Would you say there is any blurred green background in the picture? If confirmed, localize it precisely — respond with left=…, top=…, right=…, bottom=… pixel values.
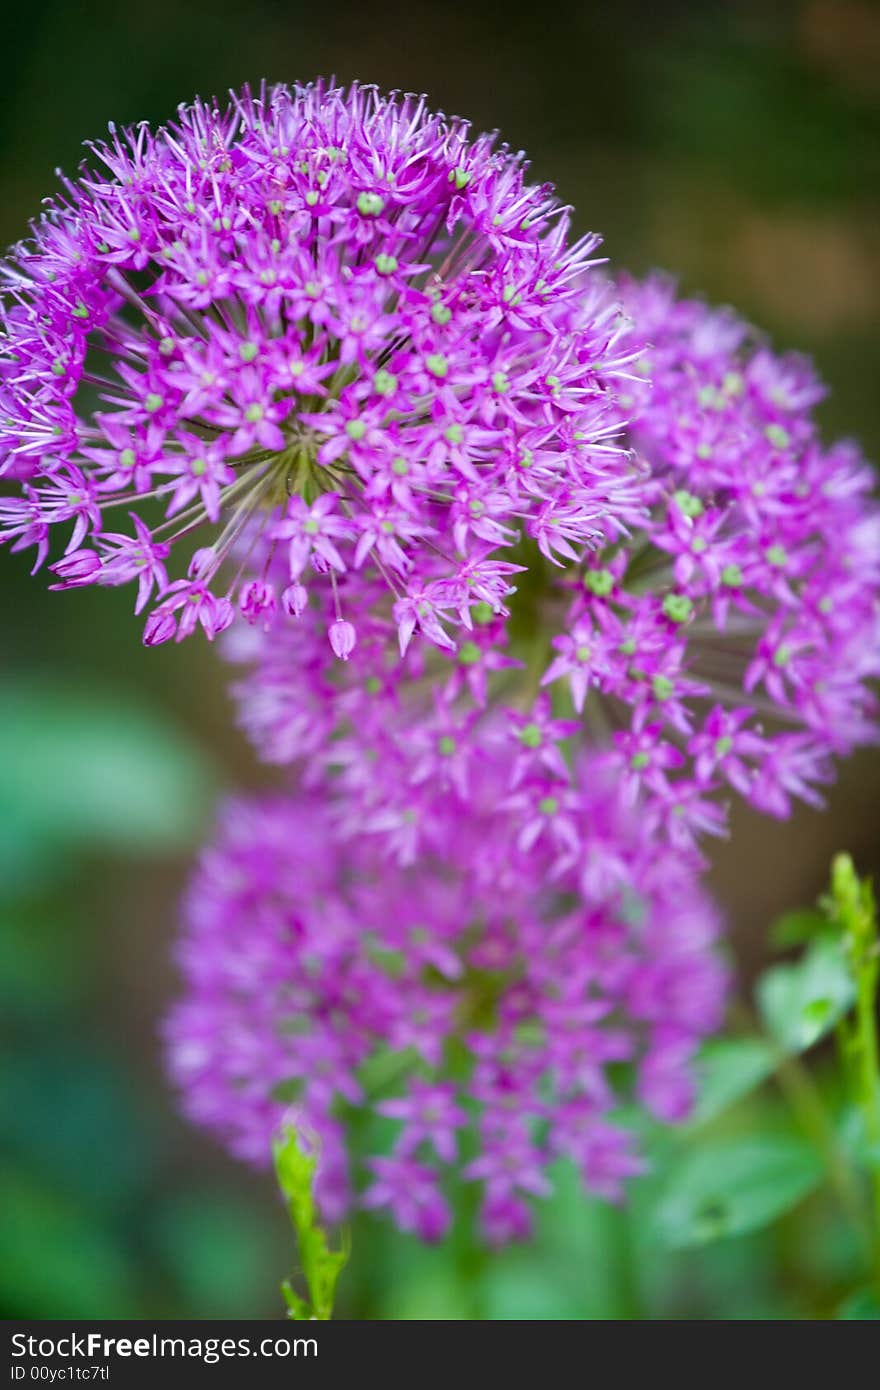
left=1, top=0, right=878, bottom=1319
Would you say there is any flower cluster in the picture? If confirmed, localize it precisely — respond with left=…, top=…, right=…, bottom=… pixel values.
left=544, top=275, right=880, bottom=821
left=165, top=738, right=724, bottom=1244
left=0, top=80, right=641, bottom=658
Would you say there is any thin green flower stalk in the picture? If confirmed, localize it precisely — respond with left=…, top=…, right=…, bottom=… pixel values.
left=273, top=1123, right=349, bottom=1320
left=829, top=854, right=880, bottom=1290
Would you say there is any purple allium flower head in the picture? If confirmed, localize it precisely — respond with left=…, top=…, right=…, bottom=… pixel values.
left=165, top=740, right=725, bottom=1245
left=542, top=275, right=880, bottom=821
left=0, top=80, right=641, bottom=657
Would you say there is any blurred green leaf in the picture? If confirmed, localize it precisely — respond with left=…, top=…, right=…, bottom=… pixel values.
left=655, top=1136, right=823, bottom=1248
left=688, top=1037, right=776, bottom=1127
left=0, top=680, right=216, bottom=855
left=378, top=1267, right=472, bottom=1320
left=528, top=1163, right=643, bottom=1318
left=0, top=820, right=57, bottom=897
left=769, top=910, right=828, bottom=950
left=757, top=938, right=855, bottom=1054
left=484, top=1255, right=586, bottom=1320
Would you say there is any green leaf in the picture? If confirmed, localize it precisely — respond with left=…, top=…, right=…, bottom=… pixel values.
left=485, top=1255, right=588, bottom=1320
left=281, top=1282, right=313, bottom=1319
left=687, top=1037, right=776, bottom=1127
left=0, top=680, right=216, bottom=856
left=654, top=1136, right=823, bottom=1247
left=769, top=909, right=827, bottom=950
left=756, top=937, right=855, bottom=1054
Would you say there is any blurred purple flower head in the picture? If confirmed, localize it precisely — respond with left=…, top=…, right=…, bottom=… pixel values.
left=165, top=738, right=725, bottom=1245
left=0, top=80, right=641, bottom=656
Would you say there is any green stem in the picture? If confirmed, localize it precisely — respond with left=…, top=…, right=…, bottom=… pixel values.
left=730, top=1000, right=870, bottom=1256
left=832, top=855, right=880, bottom=1292
left=274, top=1124, right=349, bottom=1320
left=774, top=1046, right=871, bottom=1250
left=855, top=963, right=880, bottom=1293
